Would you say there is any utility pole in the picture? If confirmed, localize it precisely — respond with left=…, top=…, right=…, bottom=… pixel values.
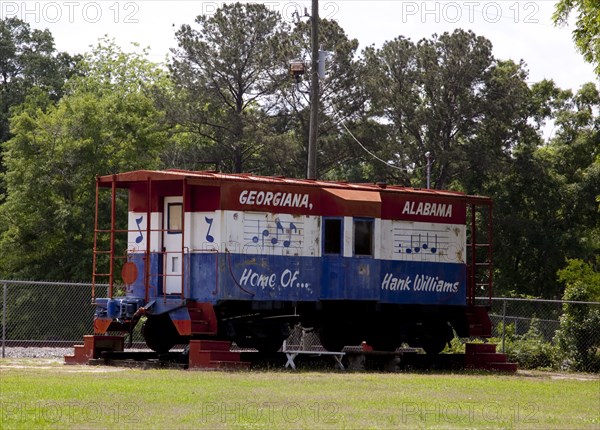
left=306, top=0, right=319, bottom=180
left=425, top=151, right=432, bottom=189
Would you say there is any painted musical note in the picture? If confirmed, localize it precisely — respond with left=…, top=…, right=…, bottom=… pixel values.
left=406, top=236, right=412, bottom=254
left=421, top=233, right=438, bottom=254
left=272, top=219, right=284, bottom=245
left=413, top=234, right=421, bottom=253
left=205, top=217, right=215, bottom=243
left=252, top=220, right=261, bottom=243
left=261, top=228, right=270, bottom=246
left=135, top=216, right=144, bottom=244
left=283, top=223, right=297, bottom=248
left=251, top=220, right=271, bottom=246
left=248, top=218, right=304, bottom=248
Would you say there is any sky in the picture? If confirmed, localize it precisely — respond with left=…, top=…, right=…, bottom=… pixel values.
left=4, top=0, right=598, bottom=91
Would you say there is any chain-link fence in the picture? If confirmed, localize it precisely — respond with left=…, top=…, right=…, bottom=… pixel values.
left=1, top=280, right=599, bottom=372
left=0, top=280, right=147, bottom=359
left=0, top=280, right=107, bottom=348
left=475, top=297, right=600, bottom=372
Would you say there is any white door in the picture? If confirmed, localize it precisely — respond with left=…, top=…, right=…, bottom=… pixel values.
left=163, top=196, right=183, bottom=294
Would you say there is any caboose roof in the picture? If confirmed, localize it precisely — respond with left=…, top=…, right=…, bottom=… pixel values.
left=96, top=169, right=491, bottom=202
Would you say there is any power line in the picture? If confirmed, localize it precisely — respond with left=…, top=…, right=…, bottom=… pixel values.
left=329, top=107, right=420, bottom=173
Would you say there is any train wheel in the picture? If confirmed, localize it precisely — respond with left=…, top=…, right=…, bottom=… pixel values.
left=318, top=326, right=349, bottom=352
left=142, top=315, right=179, bottom=353
left=421, top=336, right=448, bottom=355
left=421, top=321, right=454, bottom=355
left=252, top=322, right=290, bottom=353
left=370, top=337, right=399, bottom=352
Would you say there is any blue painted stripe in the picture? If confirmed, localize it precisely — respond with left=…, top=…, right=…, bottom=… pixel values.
left=125, top=252, right=467, bottom=306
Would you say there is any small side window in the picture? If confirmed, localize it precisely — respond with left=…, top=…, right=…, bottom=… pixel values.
left=323, top=218, right=342, bottom=255
left=353, top=219, right=374, bottom=256
left=167, top=203, right=182, bottom=233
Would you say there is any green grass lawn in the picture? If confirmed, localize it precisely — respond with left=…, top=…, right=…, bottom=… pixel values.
left=0, top=359, right=598, bottom=429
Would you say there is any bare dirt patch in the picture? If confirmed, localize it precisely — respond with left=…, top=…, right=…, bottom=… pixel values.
left=0, top=358, right=126, bottom=372
left=517, top=369, right=599, bottom=381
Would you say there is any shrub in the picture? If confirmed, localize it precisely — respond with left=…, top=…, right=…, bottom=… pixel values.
left=504, top=319, right=559, bottom=370
left=554, top=281, right=600, bottom=372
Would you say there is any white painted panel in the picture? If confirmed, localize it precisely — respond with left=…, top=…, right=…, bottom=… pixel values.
left=303, top=215, right=320, bottom=257
left=127, top=212, right=146, bottom=252
left=343, top=216, right=353, bottom=258
left=220, top=210, right=320, bottom=257
left=190, top=211, right=220, bottom=251
left=391, top=220, right=466, bottom=264
left=380, top=219, right=395, bottom=260
left=373, top=218, right=382, bottom=259
left=127, top=212, right=162, bottom=253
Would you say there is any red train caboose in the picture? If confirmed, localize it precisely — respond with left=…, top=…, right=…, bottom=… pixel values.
left=92, top=170, right=493, bottom=353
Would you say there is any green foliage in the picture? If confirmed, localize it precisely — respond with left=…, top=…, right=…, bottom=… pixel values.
left=554, top=0, right=600, bottom=74
left=502, top=320, right=559, bottom=370
left=0, top=17, right=80, bottom=206
left=490, top=144, right=570, bottom=297
left=441, top=336, right=468, bottom=354
left=490, top=81, right=600, bottom=298
left=555, top=261, right=600, bottom=372
left=0, top=40, right=169, bottom=279
left=272, top=18, right=366, bottom=179
left=0, top=17, right=79, bottom=143
left=558, top=258, right=600, bottom=302
left=168, top=2, right=291, bottom=173
left=362, top=29, right=532, bottom=189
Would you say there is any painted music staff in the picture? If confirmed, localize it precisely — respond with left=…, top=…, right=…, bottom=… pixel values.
left=248, top=218, right=300, bottom=249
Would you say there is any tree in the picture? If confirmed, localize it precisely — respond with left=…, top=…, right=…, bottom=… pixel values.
left=0, top=40, right=170, bottom=279
left=555, top=259, right=600, bottom=371
left=489, top=141, right=568, bottom=297
left=263, top=18, right=368, bottom=178
left=0, top=17, right=79, bottom=140
left=545, top=82, right=600, bottom=267
left=554, top=1, right=600, bottom=74
left=490, top=81, right=600, bottom=298
left=168, top=3, right=291, bottom=173
left=0, top=17, right=79, bottom=201
left=363, top=29, right=498, bottom=188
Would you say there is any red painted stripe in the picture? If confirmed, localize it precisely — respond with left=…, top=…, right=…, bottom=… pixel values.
left=121, top=171, right=474, bottom=222
left=222, top=182, right=321, bottom=216
left=381, top=193, right=466, bottom=224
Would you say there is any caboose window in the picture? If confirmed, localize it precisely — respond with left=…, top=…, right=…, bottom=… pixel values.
left=167, top=203, right=182, bottom=233
left=323, top=218, right=342, bottom=255
left=353, top=219, right=374, bottom=256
